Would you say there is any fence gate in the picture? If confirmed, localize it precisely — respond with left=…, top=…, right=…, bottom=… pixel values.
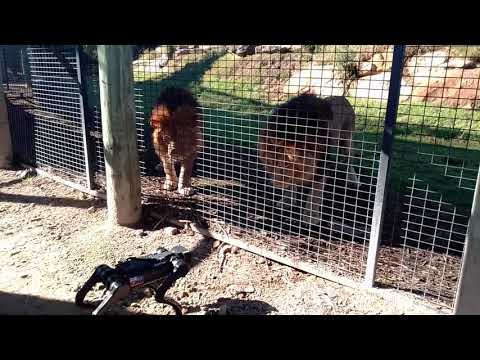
left=26, top=45, right=93, bottom=189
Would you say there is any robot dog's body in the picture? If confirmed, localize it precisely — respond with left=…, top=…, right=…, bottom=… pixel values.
left=75, top=246, right=191, bottom=315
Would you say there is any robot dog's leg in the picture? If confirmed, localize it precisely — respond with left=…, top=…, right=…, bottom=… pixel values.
left=152, top=264, right=189, bottom=315
left=92, top=282, right=130, bottom=315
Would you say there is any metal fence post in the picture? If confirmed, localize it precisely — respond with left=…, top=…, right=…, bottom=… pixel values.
left=364, top=45, right=406, bottom=287
left=1, top=47, right=8, bottom=91
left=454, top=165, right=480, bottom=314
left=76, top=45, right=96, bottom=190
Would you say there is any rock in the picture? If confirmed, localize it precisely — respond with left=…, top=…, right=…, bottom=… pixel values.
left=372, top=53, right=386, bottom=71
left=370, top=48, right=395, bottom=73
left=411, top=67, right=480, bottom=108
left=284, top=64, right=345, bottom=97
left=446, top=57, right=477, bottom=69
left=175, top=48, right=192, bottom=55
left=188, top=310, right=207, bottom=315
left=326, top=289, right=338, bottom=299
left=243, top=286, right=255, bottom=294
left=235, top=45, right=256, bottom=57
left=196, top=45, right=223, bottom=52
left=87, top=206, right=95, bottom=213
left=225, top=45, right=237, bottom=53
left=20, top=274, right=29, bottom=279
left=419, top=50, right=450, bottom=67
left=212, top=240, right=221, bottom=249
left=133, top=54, right=169, bottom=72
left=256, top=257, right=266, bottom=264
left=404, top=50, right=449, bottom=78
left=358, top=61, right=378, bottom=77
left=17, top=168, right=36, bottom=180
left=350, top=71, right=413, bottom=102
left=254, top=45, right=293, bottom=54
left=357, top=45, right=380, bottom=62
left=164, top=227, right=178, bottom=236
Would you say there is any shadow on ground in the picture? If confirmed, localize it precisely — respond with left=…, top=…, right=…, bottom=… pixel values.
left=0, top=291, right=132, bottom=315
left=185, top=298, right=278, bottom=315
left=0, top=191, right=105, bottom=210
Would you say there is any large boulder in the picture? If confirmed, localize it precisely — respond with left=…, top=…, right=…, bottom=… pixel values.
left=283, top=64, right=345, bottom=97
left=175, top=45, right=198, bottom=55
left=133, top=53, right=169, bottom=73
left=357, top=45, right=391, bottom=62
left=411, top=67, right=480, bottom=109
left=234, top=45, right=256, bottom=57
left=446, top=57, right=478, bottom=69
left=371, top=49, right=394, bottom=72
left=358, top=61, right=379, bottom=77
left=254, top=45, right=297, bottom=54
left=404, top=50, right=450, bottom=78
left=349, top=71, right=413, bottom=102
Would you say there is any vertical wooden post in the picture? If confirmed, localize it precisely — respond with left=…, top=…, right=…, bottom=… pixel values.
left=0, top=68, right=13, bottom=169
left=97, top=45, right=141, bottom=226
left=454, top=165, right=480, bottom=314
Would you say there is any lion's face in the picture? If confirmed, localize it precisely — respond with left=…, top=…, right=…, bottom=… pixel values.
left=259, top=132, right=326, bottom=189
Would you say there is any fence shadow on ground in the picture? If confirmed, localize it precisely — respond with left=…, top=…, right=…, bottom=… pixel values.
left=0, top=192, right=105, bottom=210
left=0, top=290, right=134, bottom=315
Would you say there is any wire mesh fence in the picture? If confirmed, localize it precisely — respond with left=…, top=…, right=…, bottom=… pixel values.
left=132, top=45, right=394, bottom=282
left=376, top=46, right=480, bottom=307
left=24, top=45, right=92, bottom=187
left=130, top=45, right=479, bottom=307
left=3, top=44, right=479, bottom=311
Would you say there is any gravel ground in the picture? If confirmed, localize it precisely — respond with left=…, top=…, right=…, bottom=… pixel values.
left=0, top=169, right=447, bottom=315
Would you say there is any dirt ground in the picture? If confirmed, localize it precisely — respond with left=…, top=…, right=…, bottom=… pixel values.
left=0, top=168, right=448, bottom=315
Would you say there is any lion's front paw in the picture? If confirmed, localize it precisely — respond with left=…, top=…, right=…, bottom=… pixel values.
left=178, top=186, right=194, bottom=196
left=163, top=179, right=178, bottom=191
